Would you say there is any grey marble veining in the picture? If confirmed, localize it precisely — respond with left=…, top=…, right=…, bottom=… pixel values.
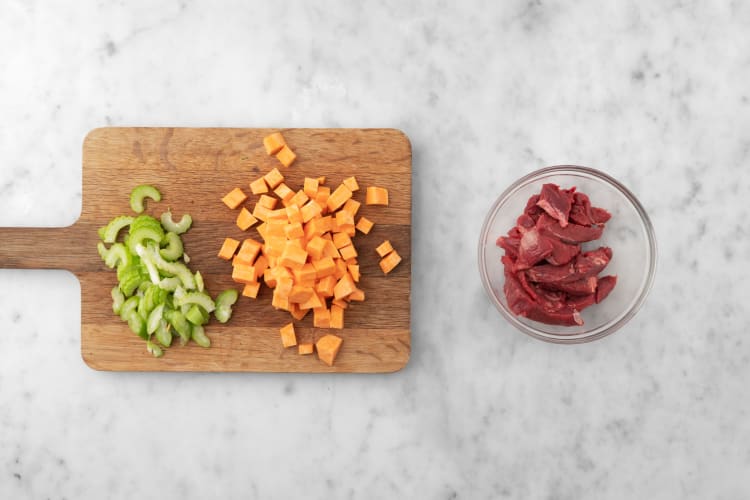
left=2, top=0, right=750, bottom=498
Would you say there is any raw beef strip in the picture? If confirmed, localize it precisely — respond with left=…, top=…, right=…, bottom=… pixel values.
left=540, top=276, right=598, bottom=295
left=496, top=235, right=521, bottom=260
left=569, top=192, right=595, bottom=226
left=525, top=262, right=576, bottom=284
left=516, top=214, right=536, bottom=232
left=541, top=221, right=604, bottom=244
left=536, top=183, right=573, bottom=227
left=524, top=194, right=543, bottom=222
left=516, top=228, right=554, bottom=269
left=574, top=247, right=612, bottom=277
left=545, top=237, right=580, bottom=266
left=567, top=293, right=596, bottom=311
left=595, top=275, right=617, bottom=303
left=591, top=207, right=612, bottom=224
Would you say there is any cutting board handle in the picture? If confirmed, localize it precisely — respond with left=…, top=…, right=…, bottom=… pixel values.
left=0, top=224, right=87, bottom=271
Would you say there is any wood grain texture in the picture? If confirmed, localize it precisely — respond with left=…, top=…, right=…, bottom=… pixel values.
left=0, top=128, right=411, bottom=372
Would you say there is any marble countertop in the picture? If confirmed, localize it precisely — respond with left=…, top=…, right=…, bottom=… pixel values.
left=2, top=1, right=749, bottom=498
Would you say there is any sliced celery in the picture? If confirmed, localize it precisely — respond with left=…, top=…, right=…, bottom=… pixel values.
left=175, top=291, right=216, bottom=313
left=159, top=232, right=184, bottom=261
left=111, top=287, right=125, bottom=314
left=146, top=340, right=163, bottom=357
left=158, top=276, right=181, bottom=291
left=191, top=325, right=210, bottom=348
left=185, top=305, right=208, bottom=326
left=99, top=216, right=134, bottom=243
left=155, top=320, right=172, bottom=347
left=119, top=296, right=139, bottom=321
left=214, top=289, right=239, bottom=324
left=160, top=210, right=192, bottom=234
left=165, top=310, right=191, bottom=345
left=195, top=271, right=204, bottom=293
left=130, top=184, right=161, bottom=214
left=128, top=313, right=147, bottom=339
left=147, top=304, right=165, bottom=334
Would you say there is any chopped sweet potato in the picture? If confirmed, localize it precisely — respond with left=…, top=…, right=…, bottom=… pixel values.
left=242, top=282, right=261, bottom=298
left=222, top=188, right=247, bottom=209
left=236, top=208, right=258, bottom=231
left=218, top=238, right=240, bottom=260
left=356, top=217, right=374, bottom=234
left=298, top=343, right=314, bottom=355
left=250, top=177, right=269, bottom=195
left=375, top=240, right=394, bottom=257
left=365, top=186, right=389, bottom=206
left=276, top=145, right=296, bottom=167
left=379, top=250, right=402, bottom=274
left=279, top=322, right=297, bottom=347
left=316, top=334, right=343, bottom=366
left=264, top=168, right=284, bottom=189
left=264, top=132, right=287, bottom=155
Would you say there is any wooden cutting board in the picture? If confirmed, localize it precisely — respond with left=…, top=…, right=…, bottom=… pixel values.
left=0, top=127, right=411, bottom=372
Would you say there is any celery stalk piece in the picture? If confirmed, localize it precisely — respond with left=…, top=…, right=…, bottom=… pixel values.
left=130, top=185, right=161, bottom=214
left=99, top=216, right=134, bottom=243
left=146, top=340, right=163, bottom=357
left=111, top=287, right=125, bottom=314
left=214, top=289, right=239, bottom=324
left=159, top=232, right=184, bottom=261
left=195, top=271, right=205, bottom=293
left=155, top=320, right=172, bottom=347
left=191, top=325, right=210, bottom=348
left=160, top=210, right=192, bottom=235
left=147, top=304, right=165, bottom=335
left=175, top=291, right=216, bottom=313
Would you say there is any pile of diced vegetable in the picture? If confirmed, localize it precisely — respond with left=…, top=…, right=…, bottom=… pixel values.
left=97, top=185, right=237, bottom=357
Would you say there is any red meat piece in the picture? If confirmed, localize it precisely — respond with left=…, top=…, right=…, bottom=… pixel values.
left=516, top=214, right=536, bottom=232
left=569, top=192, right=595, bottom=226
left=536, top=183, right=573, bottom=227
left=575, top=247, right=612, bottom=277
left=541, top=221, right=604, bottom=244
left=524, top=194, right=543, bottom=222
left=595, top=275, right=617, bottom=303
left=591, top=207, right=612, bottom=224
left=545, top=237, right=580, bottom=266
left=540, top=276, right=598, bottom=295
left=496, top=235, right=521, bottom=260
left=516, top=228, right=554, bottom=270
left=567, top=293, right=596, bottom=311
left=525, top=262, right=576, bottom=283
left=503, top=269, right=582, bottom=326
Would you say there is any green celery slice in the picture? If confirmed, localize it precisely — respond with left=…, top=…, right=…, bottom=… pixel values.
left=111, top=287, right=125, bottom=314
left=175, top=291, right=216, bottom=313
left=155, top=320, right=172, bottom=347
left=119, top=296, right=140, bottom=321
left=130, top=185, right=161, bottom=214
left=185, top=305, right=208, bottom=326
left=160, top=211, right=192, bottom=234
left=165, top=310, right=191, bottom=345
left=146, top=340, right=163, bottom=357
left=195, top=271, right=205, bottom=293
left=191, top=325, right=210, bottom=348
left=128, top=313, right=147, bottom=339
left=99, top=215, right=134, bottom=243
left=147, top=304, right=165, bottom=334
left=159, top=232, right=184, bottom=261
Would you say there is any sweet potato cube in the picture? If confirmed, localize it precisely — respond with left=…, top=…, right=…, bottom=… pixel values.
left=218, top=238, right=240, bottom=260
left=315, top=186, right=331, bottom=212
left=316, top=215, right=334, bottom=234
left=332, top=232, right=352, bottom=249
left=316, top=334, right=343, bottom=367
left=232, top=265, right=256, bottom=284
left=236, top=238, right=262, bottom=265
left=285, top=204, right=303, bottom=224
left=262, top=236, right=286, bottom=257
left=274, top=182, right=294, bottom=203
left=263, top=268, right=277, bottom=288
left=279, top=243, right=308, bottom=269
left=275, top=145, right=296, bottom=167
left=347, top=264, right=360, bottom=282
left=288, top=285, right=314, bottom=304
left=356, top=217, right=374, bottom=234
left=242, top=281, right=261, bottom=299
left=303, top=177, right=319, bottom=198
left=252, top=203, right=272, bottom=222
left=283, top=222, right=304, bottom=239
left=343, top=176, right=359, bottom=192
left=298, top=342, right=314, bottom=355
left=330, top=304, right=344, bottom=329
left=263, top=132, right=286, bottom=155
left=222, top=188, right=247, bottom=209
left=294, top=263, right=317, bottom=286
left=342, top=199, right=361, bottom=217
left=323, top=240, right=341, bottom=260
left=306, top=236, right=327, bottom=260
left=327, top=184, right=353, bottom=212
left=253, top=255, right=269, bottom=280
left=299, top=290, right=324, bottom=310
left=317, top=176, right=326, bottom=185
left=366, top=186, right=389, bottom=206
left=236, top=207, right=258, bottom=231
left=264, top=168, right=284, bottom=189
left=312, top=256, right=336, bottom=278
left=258, top=194, right=278, bottom=210
left=332, top=298, right=348, bottom=309
left=276, top=276, right=294, bottom=298
left=334, top=273, right=357, bottom=300
left=279, top=322, right=297, bottom=347
left=250, top=177, right=268, bottom=195
left=288, top=190, right=309, bottom=209
left=375, top=240, right=394, bottom=257
left=316, top=274, right=337, bottom=297
left=348, top=288, right=365, bottom=301
left=379, top=250, right=402, bottom=274
left=267, top=208, right=288, bottom=221
left=338, top=244, right=358, bottom=261
left=313, top=307, right=331, bottom=328
left=272, top=290, right=290, bottom=311
left=256, top=222, right=268, bottom=240
left=266, top=220, right=287, bottom=238
left=334, top=258, right=348, bottom=279
left=290, top=303, right=310, bottom=321
left=301, top=200, right=323, bottom=223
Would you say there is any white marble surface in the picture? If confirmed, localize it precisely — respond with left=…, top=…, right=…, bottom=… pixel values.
left=2, top=1, right=750, bottom=498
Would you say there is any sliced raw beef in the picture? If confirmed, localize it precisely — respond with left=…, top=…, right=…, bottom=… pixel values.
left=515, top=228, right=554, bottom=269
left=595, top=275, right=617, bottom=303
left=540, top=276, right=598, bottom=295
left=536, top=183, right=573, bottom=227
left=541, top=221, right=604, bottom=244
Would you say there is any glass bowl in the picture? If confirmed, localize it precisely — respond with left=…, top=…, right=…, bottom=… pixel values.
left=478, top=165, right=657, bottom=343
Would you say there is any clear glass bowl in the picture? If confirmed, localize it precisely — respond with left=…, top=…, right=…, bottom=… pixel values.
left=478, top=166, right=657, bottom=343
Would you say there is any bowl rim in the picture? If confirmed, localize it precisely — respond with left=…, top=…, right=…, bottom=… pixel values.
left=477, top=165, right=658, bottom=344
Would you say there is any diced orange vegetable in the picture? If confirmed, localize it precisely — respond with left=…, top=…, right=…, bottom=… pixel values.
left=380, top=250, right=402, bottom=274
left=263, top=236, right=286, bottom=257
left=347, top=264, right=360, bottom=282
left=222, top=188, right=247, bottom=209
left=327, top=184, right=353, bottom=212
left=317, top=176, right=326, bottom=185
left=279, top=322, right=297, bottom=347
left=348, top=288, right=365, bottom=301
left=332, top=232, right=352, bottom=249
left=288, top=285, right=314, bottom=304
left=290, top=303, right=310, bottom=321
left=332, top=298, right=348, bottom=309
left=258, top=194, right=278, bottom=210
left=323, top=240, right=341, bottom=260
left=253, top=255, right=269, bottom=280
left=313, top=307, right=331, bottom=328
left=330, top=304, right=344, bottom=329
left=298, top=343, right=314, bottom=355
left=267, top=208, right=288, bottom=221
left=263, top=268, right=277, bottom=287
left=279, top=243, right=308, bottom=269
left=242, top=282, right=261, bottom=298
left=375, top=240, right=394, bottom=257
left=276, top=276, right=293, bottom=298
left=236, top=207, right=258, bottom=231
left=338, top=244, right=357, bottom=261
left=333, top=273, right=356, bottom=300
left=276, top=145, right=296, bottom=167
left=252, top=203, right=272, bottom=222
left=316, top=334, right=343, bottom=366
left=334, top=258, right=348, bottom=279
left=232, top=265, right=256, bottom=284
left=274, top=183, right=294, bottom=203
left=288, top=190, right=309, bottom=209
left=312, top=256, right=336, bottom=278
left=315, top=187, right=331, bottom=212
left=306, top=236, right=327, bottom=260
left=299, top=290, right=324, bottom=310
left=264, top=132, right=287, bottom=155
left=236, top=238, right=262, bottom=265
left=272, top=290, right=290, bottom=311
left=300, top=200, right=323, bottom=223
left=355, top=216, right=374, bottom=234
left=250, top=177, right=269, bottom=195
left=266, top=220, right=287, bottom=238
left=264, top=168, right=284, bottom=189
left=218, top=238, right=240, bottom=260
left=316, top=274, right=337, bottom=297
left=366, top=186, right=389, bottom=206
left=342, top=199, right=361, bottom=217
left=285, top=204, right=303, bottom=224
left=342, top=176, right=359, bottom=192
left=303, top=177, right=319, bottom=198
left=294, top=263, right=317, bottom=286
left=283, top=222, right=303, bottom=239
